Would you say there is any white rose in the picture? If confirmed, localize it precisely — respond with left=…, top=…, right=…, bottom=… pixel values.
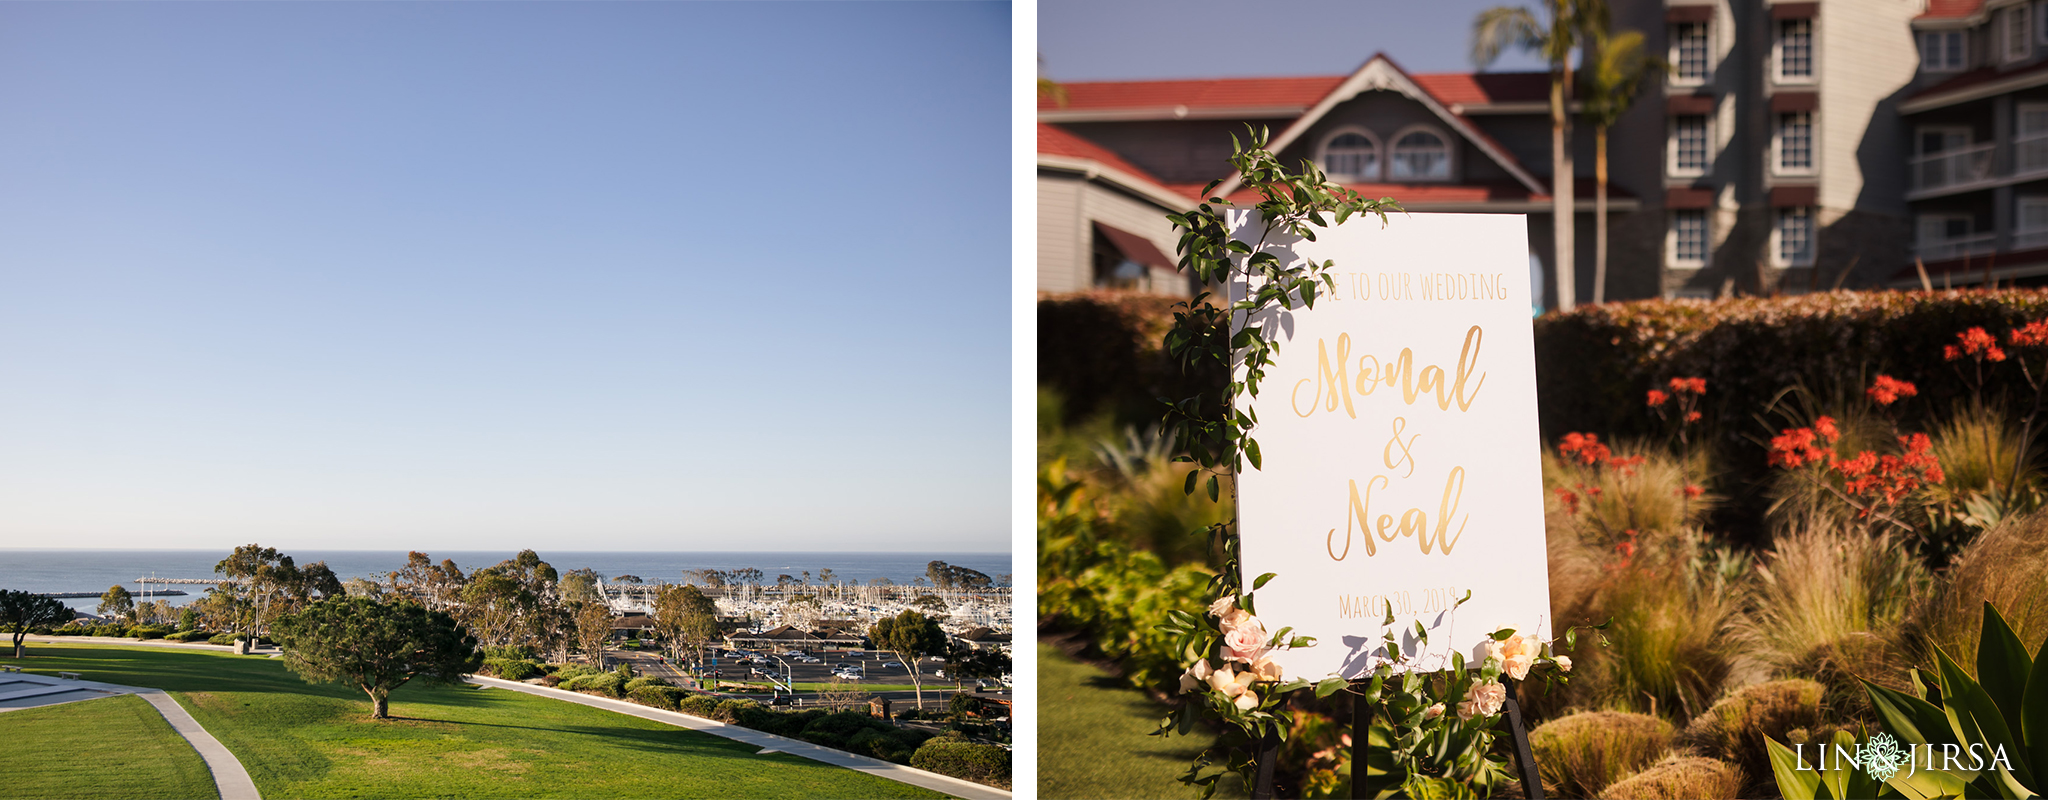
left=1234, top=689, right=1259, bottom=711
left=1179, top=659, right=1215, bottom=694
left=1249, top=654, right=1284, bottom=682
left=1424, top=702, right=1445, bottom=720
left=1219, top=609, right=1252, bottom=632
left=1554, top=655, right=1572, bottom=672
left=1222, top=619, right=1270, bottom=662
left=1206, top=664, right=1255, bottom=698
left=1457, top=681, right=1506, bottom=721
left=1207, top=596, right=1237, bottom=619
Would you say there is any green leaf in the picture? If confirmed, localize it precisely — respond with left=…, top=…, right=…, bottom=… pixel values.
left=1864, top=677, right=1955, bottom=748
left=1934, top=645, right=2017, bottom=786
left=1246, top=438, right=1262, bottom=471
left=2025, top=624, right=2048, bottom=796
left=1206, top=474, right=1220, bottom=502
left=1490, top=629, right=1515, bottom=641
left=1315, top=676, right=1348, bottom=699
left=1978, top=601, right=2033, bottom=740
left=1252, top=572, right=1276, bottom=591
left=1766, top=737, right=1822, bottom=800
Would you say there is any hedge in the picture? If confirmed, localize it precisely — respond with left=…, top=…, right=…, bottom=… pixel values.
left=909, top=735, right=1010, bottom=789
left=678, top=694, right=721, bottom=718
left=483, top=658, right=542, bottom=682
left=626, top=684, right=687, bottom=712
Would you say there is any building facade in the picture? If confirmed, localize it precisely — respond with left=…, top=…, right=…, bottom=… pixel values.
left=1038, top=0, right=1959, bottom=305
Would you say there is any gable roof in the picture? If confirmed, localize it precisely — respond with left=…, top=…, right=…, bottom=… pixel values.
left=1037, top=122, right=1202, bottom=208
left=1916, top=0, right=1986, bottom=24
left=1212, top=54, right=1545, bottom=198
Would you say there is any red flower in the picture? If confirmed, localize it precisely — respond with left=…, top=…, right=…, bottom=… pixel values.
left=1680, top=484, right=1704, bottom=499
left=1610, top=454, right=1646, bottom=477
left=1668, top=377, right=1707, bottom=395
left=1553, top=487, right=1581, bottom=514
left=2012, top=320, right=2048, bottom=347
left=1685, top=410, right=1703, bottom=423
left=1867, top=375, right=1918, bottom=407
left=1558, top=432, right=1612, bottom=466
left=1647, top=389, right=1669, bottom=407
left=1814, top=416, right=1840, bottom=443
left=1769, top=422, right=1836, bottom=469
left=1952, top=327, right=2008, bottom=362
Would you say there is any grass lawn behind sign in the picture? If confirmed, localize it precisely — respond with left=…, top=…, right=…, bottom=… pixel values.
left=1038, top=643, right=1244, bottom=799
left=0, top=693, right=221, bottom=800
left=6, top=643, right=949, bottom=800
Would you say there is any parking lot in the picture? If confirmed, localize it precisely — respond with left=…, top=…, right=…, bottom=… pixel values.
left=610, top=646, right=1008, bottom=711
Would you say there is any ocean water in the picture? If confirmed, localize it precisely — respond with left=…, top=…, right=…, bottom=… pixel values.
left=0, top=549, right=1012, bottom=612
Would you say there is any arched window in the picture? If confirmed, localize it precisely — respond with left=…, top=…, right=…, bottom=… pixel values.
left=1390, top=129, right=1452, bottom=181
left=1320, top=131, right=1379, bottom=180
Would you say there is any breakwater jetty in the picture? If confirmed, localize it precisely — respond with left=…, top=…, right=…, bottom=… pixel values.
left=41, top=590, right=189, bottom=599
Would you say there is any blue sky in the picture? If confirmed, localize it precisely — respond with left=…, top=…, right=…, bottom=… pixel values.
left=0, top=2, right=1009, bottom=553
left=1040, top=0, right=1555, bottom=82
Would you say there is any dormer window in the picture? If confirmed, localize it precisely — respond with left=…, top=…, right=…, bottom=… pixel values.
left=1389, top=128, right=1451, bottom=181
left=1320, top=131, right=1380, bottom=181
left=1921, top=30, right=1966, bottom=72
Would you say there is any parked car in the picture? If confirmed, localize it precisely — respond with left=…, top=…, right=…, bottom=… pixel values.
left=881, top=661, right=903, bottom=669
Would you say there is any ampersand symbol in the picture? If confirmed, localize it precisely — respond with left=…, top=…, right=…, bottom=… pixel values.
left=1382, top=417, right=1420, bottom=478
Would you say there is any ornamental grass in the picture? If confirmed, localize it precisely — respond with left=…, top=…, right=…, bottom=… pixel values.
left=1677, top=679, right=1825, bottom=792
left=1734, top=520, right=1927, bottom=712
left=1912, top=509, right=2048, bottom=675
left=1596, top=755, right=1743, bottom=800
left=1527, top=711, right=1673, bottom=799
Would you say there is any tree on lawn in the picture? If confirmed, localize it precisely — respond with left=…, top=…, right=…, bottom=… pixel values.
left=270, top=596, right=482, bottom=719
left=1, top=590, right=71, bottom=658
left=869, top=609, right=949, bottom=710
left=98, top=585, right=135, bottom=621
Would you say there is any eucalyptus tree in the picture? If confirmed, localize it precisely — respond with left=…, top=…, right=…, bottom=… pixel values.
left=653, top=584, right=719, bottom=668
left=97, top=585, right=135, bottom=621
left=1475, top=0, right=1606, bottom=310
left=870, top=609, right=949, bottom=710
left=1583, top=26, right=1663, bottom=303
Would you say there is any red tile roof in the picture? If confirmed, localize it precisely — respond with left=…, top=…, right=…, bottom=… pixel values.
left=1906, top=57, right=2048, bottom=103
left=1038, top=122, right=1191, bottom=196
left=1917, top=0, right=1984, bottom=20
left=1040, top=71, right=1551, bottom=113
left=1040, top=76, right=1344, bottom=113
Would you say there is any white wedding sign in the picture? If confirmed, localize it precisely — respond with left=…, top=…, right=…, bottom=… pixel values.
left=1229, top=210, right=1551, bottom=681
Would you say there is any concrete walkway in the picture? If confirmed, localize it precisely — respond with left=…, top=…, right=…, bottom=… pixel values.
left=134, top=689, right=263, bottom=800
left=468, top=676, right=1010, bottom=800
left=0, top=670, right=261, bottom=800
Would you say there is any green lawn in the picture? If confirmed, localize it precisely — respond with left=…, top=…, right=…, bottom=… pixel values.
left=0, top=693, right=220, bottom=800
left=1038, top=643, right=1245, bottom=800
left=6, top=644, right=949, bottom=799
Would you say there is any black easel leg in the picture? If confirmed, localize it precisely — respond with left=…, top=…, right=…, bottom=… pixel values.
left=1351, top=684, right=1374, bottom=800
left=1502, top=680, right=1544, bottom=799
left=1251, top=722, right=1281, bottom=799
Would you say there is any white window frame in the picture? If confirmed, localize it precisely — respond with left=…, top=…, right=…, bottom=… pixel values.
left=1386, top=124, right=1454, bottom=182
left=2011, top=5, right=2035, bottom=63
left=1774, top=111, right=1817, bottom=176
left=1773, top=206, right=1816, bottom=267
left=1671, top=21, right=1712, bottom=86
left=1921, top=29, right=1967, bottom=72
left=1775, top=19, right=1816, bottom=84
left=1317, top=127, right=1382, bottom=182
left=1669, top=114, right=1711, bottom=177
left=2018, top=196, right=2048, bottom=250
left=1668, top=209, right=1710, bottom=268
left=1916, top=212, right=1977, bottom=254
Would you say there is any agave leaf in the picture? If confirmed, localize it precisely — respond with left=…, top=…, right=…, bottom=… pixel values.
left=1867, top=678, right=1959, bottom=748
left=1935, top=646, right=2021, bottom=786
left=2026, top=626, right=2048, bottom=795
left=1767, top=737, right=1823, bottom=800
left=1977, top=602, right=2033, bottom=745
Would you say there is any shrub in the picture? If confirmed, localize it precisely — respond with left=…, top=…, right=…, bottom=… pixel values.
left=207, top=633, right=240, bottom=646
left=162, top=629, right=209, bottom=642
left=679, top=695, right=721, bottom=718
left=561, top=671, right=626, bottom=698
left=483, top=658, right=541, bottom=682
left=548, top=663, right=599, bottom=682
left=623, top=676, right=670, bottom=693
left=627, top=684, right=684, bottom=712
left=1544, top=527, right=1744, bottom=719
left=128, top=625, right=171, bottom=640
left=1679, top=679, right=1824, bottom=786
left=1528, top=711, right=1674, bottom=799
left=90, top=624, right=128, bottom=637
left=800, top=710, right=888, bottom=749
left=538, top=674, right=562, bottom=687
left=1597, top=755, right=1743, bottom=800
left=909, top=735, right=1010, bottom=789
left=1915, top=508, right=2048, bottom=675
left=712, top=698, right=758, bottom=723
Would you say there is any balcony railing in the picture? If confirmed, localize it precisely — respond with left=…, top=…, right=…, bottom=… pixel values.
left=2015, top=228, right=2048, bottom=251
left=2019, top=132, right=2048, bottom=177
left=1911, top=142, right=1996, bottom=193
left=1915, top=232, right=1999, bottom=261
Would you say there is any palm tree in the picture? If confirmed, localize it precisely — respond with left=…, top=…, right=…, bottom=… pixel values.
left=1582, top=28, right=1663, bottom=304
left=1474, top=0, right=1605, bottom=311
